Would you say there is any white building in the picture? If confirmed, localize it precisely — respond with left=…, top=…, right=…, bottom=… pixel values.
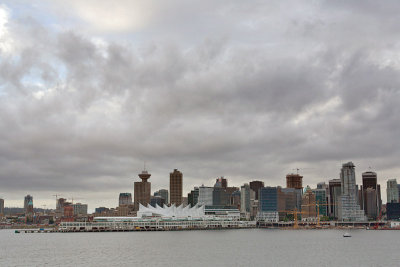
left=198, top=185, right=213, bottom=205
left=338, top=162, right=366, bottom=221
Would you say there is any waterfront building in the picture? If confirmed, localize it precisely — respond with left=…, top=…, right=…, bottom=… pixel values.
left=72, top=203, right=88, bottom=216
left=302, top=186, right=317, bottom=220
left=361, top=171, right=381, bottom=219
left=154, top=189, right=169, bottom=204
left=188, top=187, right=199, bottom=207
left=170, top=169, right=183, bottom=206
left=312, top=188, right=327, bottom=217
left=0, top=198, right=4, bottom=217
left=250, top=181, right=264, bottom=200
left=329, top=179, right=341, bottom=219
left=240, top=184, right=252, bottom=219
left=119, top=193, right=132, bottom=206
left=258, top=187, right=279, bottom=222
left=386, top=203, right=400, bottom=220
left=338, top=162, right=366, bottom=221
left=387, top=179, right=399, bottom=203
left=134, top=169, right=151, bottom=210
left=205, top=205, right=240, bottom=220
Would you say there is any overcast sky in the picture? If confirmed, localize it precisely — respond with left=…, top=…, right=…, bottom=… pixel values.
left=1, top=1, right=399, bottom=210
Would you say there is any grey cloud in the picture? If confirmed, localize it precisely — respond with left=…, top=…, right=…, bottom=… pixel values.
left=0, top=1, right=400, bottom=208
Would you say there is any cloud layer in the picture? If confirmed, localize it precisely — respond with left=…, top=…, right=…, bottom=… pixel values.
left=0, top=1, right=400, bottom=209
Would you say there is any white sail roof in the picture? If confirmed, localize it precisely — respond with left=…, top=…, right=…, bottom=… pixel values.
left=137, top=203, right=205, bottom=218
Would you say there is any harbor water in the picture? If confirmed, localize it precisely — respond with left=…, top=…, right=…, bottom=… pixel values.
left=0, top=229, right=399, bottom=266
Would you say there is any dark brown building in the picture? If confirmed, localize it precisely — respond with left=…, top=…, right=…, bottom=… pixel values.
left=286, top=174, right=303, bottom=189
left=134, top=170, right=151, bottom=210
left=361, top=171, right=381, bottom=219
left=250, top=181, right=264, bottom=200
left=170, top=169, right=183, bottom=206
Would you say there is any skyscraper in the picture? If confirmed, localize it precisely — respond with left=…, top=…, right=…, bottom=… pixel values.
left=170, top=169, right=183, bottom=206
left=0, top=198, right=4, bottom=217
left=286, top=174, right=303, bottom=211
left=361, top=171, right=381, bottom=219
left=258, top=187, right=279, bottom=222
left=24, top=195, right=33, bottom=214
left=198, top=185, right=213, bottom=205
left=286, top=174, right=303, bottom=189
left=250, top=180, right=264, bottom=200
left=338, top=162, right=365, bottom=221
left=188, top=187, right=199, bottom=207
left=134, top=169, right=151, bottom=210
left=312, top=188, right=327, bottom=217
left=387, top=179, right=399, bottom=203
left=302, top=186, right=317, bottom=219
left=329, top=179, right=341, bottom=219
left=240, top=184, right=252, bottom=217
left=154, top=189, right=169, bottom=204
left=119, top=193, right=132, bottom=206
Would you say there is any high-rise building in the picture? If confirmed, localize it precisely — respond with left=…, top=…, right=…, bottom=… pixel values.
left=72, top=203, right=88, bottom=216
left=386, top=202, right=400, bottom=220
left=361, top=171, right=381, bottom=220
left=302, top=186, right=316, bottom=219
left=398, top=184, right=400, bottom=203
left=231, top=190, right=241, bottom=209
left=24, top=195, right=33, bottom=214
left=134, top=169, right=151, bottom=210
left=338, top=162, right=366, bottom=221
left=24, top=195, right=34, bottom=223
left=286, top=174, right=303, bottom=189
left=250, top=181, right=264, bottom=200
left=312, top=188, right=327, bottom=217
left=329, top=179, right=341, bottom=219
left=258, top=187, right=279, bottom=222
left=0, top=198, right=4, bottom=217
left=154, top=189, right=169, bottom=204
left=213, top=187, right=230, bottom=206
left=387, top=179, right=399, bottom=203
left=150, top=195, right=165, bottom=207
left=170, top=169, right=183, bottom=206
left=198, top=185, right=213, bottom=205
left=286, top=174, right=303, bottom=211
left=119, top=193, right=132, bottom=206
left=188, top=187, right=199, bottom=207
left=214, top=177, right=227, bottom=188
left=240, top=184, right=252, bottom=217
left=277, top=187, right=296, bottom=220
left=364, top=188, right=377, bottom=219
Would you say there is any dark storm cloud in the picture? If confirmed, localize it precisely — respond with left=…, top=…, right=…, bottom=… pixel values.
left=0, top=0, right=400, bottom=207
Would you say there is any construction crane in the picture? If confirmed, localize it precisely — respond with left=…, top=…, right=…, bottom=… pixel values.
left=292, top=168, right=315, bottom=175
left=53, top=194, right=62, bottom=209
left=279, top=208, right=307, bottom=229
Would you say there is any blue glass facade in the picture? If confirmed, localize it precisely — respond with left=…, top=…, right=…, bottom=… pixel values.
left=259, top=187, right=278, bottom=212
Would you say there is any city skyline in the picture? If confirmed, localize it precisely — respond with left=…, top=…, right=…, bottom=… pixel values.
left=1, top=162, right=398, bottom=213
left=1, top=1, right=400, bottom=210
